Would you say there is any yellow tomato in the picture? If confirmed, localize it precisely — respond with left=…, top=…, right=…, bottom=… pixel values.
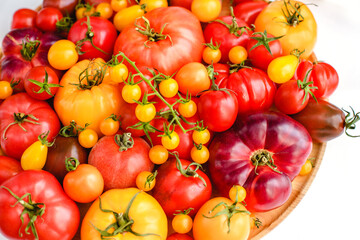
left=113, top=5, right=146, bottom=32
left=139, top=0, right=168, bottom=12
left=0, top=81, right=13, bottom=99
left=267, top=54, right=299, bottom=84
left=54, top=58, right=124, bottom=136
left=110, top=63, right=129, bottom=83
left=229, top=185, right=247, bottom=203
left=81, top=188, right=168, bottom=240
left=191, top=0, right=222, bottom=23
left=21, top=132, right=52, bottom=170
left=255, top=0, right=317, bottom=59
left=299, top=159, right=313, bottom=176
left=111, top=0, right=128, bottom=12
left=48, top=40, right=79, bottom=70
left=96, top=2, right=114, bottom=19
left=76, top=6, right=96, bottom=20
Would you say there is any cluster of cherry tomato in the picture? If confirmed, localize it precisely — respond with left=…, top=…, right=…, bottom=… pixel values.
left=0, top=0, right=350, bottom=240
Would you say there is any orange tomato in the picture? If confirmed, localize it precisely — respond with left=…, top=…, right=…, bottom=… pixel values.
left=175, top=62, right=210, bottom=96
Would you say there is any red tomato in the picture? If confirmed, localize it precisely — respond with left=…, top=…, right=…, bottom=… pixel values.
left=68, top=16, right=117, bottom=61
left=213, top=63, right=230, bottom=87
left=198, top=90, right=238, bottom=132
left=203, top=15, right=251, bottom=63
left=247, top=31, right=283, bottom=71
left=88, top=133, right=154, bottom=190
left=11, top=8, right=37, bottom=30
left=0, top=156, right=22, bottom=185
left=233, top=1, right=268, bottom=25
left=294, top=60, right=339, bottom=99
left=152, top=158, right=212, bottom=217
left=24, top=66, right=60, bottom=100
left=169, top=0, right=193, bottom=9
left=167, top=233, right=194, bottom=240
left=36, top=7, right=63, bottom=32
left=114, top=7, right=204, bottom=76
left=42, top=0, right=78, bottom=15
left=0, top=93, right=60, bottom=160
left=225, top=67, right=276, bottom=115
left=0, top=170, right=80, bottom=240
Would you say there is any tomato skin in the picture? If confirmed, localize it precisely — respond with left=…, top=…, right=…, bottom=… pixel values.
left=0, top=170, right=80, bottom=240
left=68, top=17, right=117, bottom=61
left=11, top=8, right=37, bottom=30
left=203, top=15, right=251, bottom=63
left=0, top=156, right=22, bottom=185
left=294, top=60, right=339, bottom=99
left=48, top=40, right=79, bottom=70
left=175, top=62, right=210, bottom=96
left=191, top=0, right=222, bottom=23
left=21, top=140, right=49, bottom=170
left=88, top=134, right=154, bottom=190
left=36, top=7, right=63, bottom=32
left=267, top=55, right=298, bottom=84
left=213, top=63, right=230, bottom=87
left=0, top=93, right=60, bottom=160
left=152, top=158, right=212, bottom=217
left=113, top=5, right=146, bottom=32
left=291, top=99, right=345, bottom=143
left=114, top=7, right=205, bottom=76
left=193, top=197, right=250, bottom=240
left=167, top=233, right=194, bottom=240
left=78, top=129, right=99, bottom=148
left=209, top=112, right=312, bottom=212
left=81, top=188, right=167, bottom=240
left=198, top=90, right=238, bottom=132
left=169, top=0, right=193, bottom=10
left=233, top=1, right=268, bottom=25
left=42, top=0, right=78, bottom=15
left=254, top=0, right=317, bottom=59
left=226, top=68, right=276, bottom=115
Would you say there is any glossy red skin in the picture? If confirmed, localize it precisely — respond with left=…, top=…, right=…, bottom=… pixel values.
left=169, top=0, right=193, bottom=9
left=0, top=93, right=61, bottom=160
left=114, top=7, right=205, bottom=76
left=11, top=8, right=37, bottom=30
left=42, top=0, right=78, bottom=15
left=36, top=7, right=63, bottom=32
left=88, top=134, right=153, bottom=190
left=294, top=60, right=339, bottom=99
left=247, top=32, right=283, bottom=71
left=167, top=233, right=194, bottom=240
left=198, top=90, right=238, bottom=132
left=24, top=66, right=60, bottom=100
left=213, top=63, right=230, bottom=87
left=1, top=28, right=61, bottom=92
left=226, top=67, right=276, bottom=115
left=0, top=156, right=22, bottom=185
left=234, top=1, right=268, bottom=25
left=0, top=170, right=80, bottom=240
left=44, top=136, right=88, bottom=183
left=68, top=17, right=117, bottom=61
left=233, top=0, right=253, bottom=4
left=203, top=16, right=251, bottom=63
left=274, top=79, right=309, bottom=115
left=152, top=158, right=212, bottom=217
left=209, top=111, right=312, bottom=212
left=291, top=99, right=345, bottom=143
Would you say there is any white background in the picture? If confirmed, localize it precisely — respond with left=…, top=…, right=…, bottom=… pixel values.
left=1, top=0, right=360, bottom=240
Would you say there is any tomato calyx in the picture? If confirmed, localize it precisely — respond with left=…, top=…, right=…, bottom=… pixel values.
left=213, top=7, right=252, bottom=37
left=251, top=149, right=282, bottom=175
left=135, top=16, right=173, bottom=48
left=129, top=121, right=159, bottom=146
left=2, top=113, right=40, bottom=140
left=144, top=170, right=158, bottom=190
left=65, top=157, right=80, bottom=172
left=202, top=198, right=250, bottom=233
left=114, top=132, right=134, bottom=152
left=281, top=0, right=306, bottom=27
left=172, top=153, right=207, bottom=186
left=56, top=16, right=74, bottom=33
left=203, top=38, right=220, bottom=50
left=37, top=131, right=55, bottom=147
left=343, top=107, right=360, bottom=138
left=174, top=207, right=194, bottom=216
left=92, top=191, right=159, bottom=238
left=28, top=69, right=63, bottom=96
left=59, top=120, right=88, bottom=137
left=249, top=30, right=283, bottom=56
left=75, top=16, right=109, bottom=56
left=1, top=186, right=45, bottom=240
left=74, top=60, right=107, bottom=90
left=296, top=68, right=317, bottom=104
left=20, top=36, right=41, bottom=62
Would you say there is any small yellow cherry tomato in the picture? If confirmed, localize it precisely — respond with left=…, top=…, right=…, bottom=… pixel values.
left=191, top=144, right=209, bottom=164
left=48, top=40, right=79, bottom=70
left=111, top=0, right=128, bottom=12
left=78, top=129, right=98, bottom=148
left=135, top=103, right=156, bottom=122
left=136, top=170, right=157, bottom=191
left=121, top=84, right=142, bottom=103
left=96, top=2, right=114, bottom=19
left=299, top=159, right=313, bottom=176
left=159, top=78, right=178, bottom=98
left=0, top=81, right=13, bottom=99
left=113, top=5, right=145, bottom=32
left=76, top=6, right=96, bottom=20
left=172, top=212, right=193, bottom=234
left=161, top=131, right=180, bottom=150
left=139, top=0, right=168, bottom=12
left=191, top=0, right=222, bottom=22
left=192, top=129, right=211, bottom=145
left=267, top=54, right=299, bottom=84
left=110, top=63, right=128, bottom=83
left=149, top=145, right=168, bottom=164
left=229, top=46, right=248, bottom=64
left=229, top=185, right=247, bottom=203
left=179, top=100, right=197, bottom=118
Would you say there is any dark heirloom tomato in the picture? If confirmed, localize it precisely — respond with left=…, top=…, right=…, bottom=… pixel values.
left=0, top=93, right=60, bottom=160
left=209, top=112, right=312, bottom=212
left=152, top=158, right=212, bottom=217
left=0, top=170, right=80, bottom=240
left=44, top=136, right=88, bottom=182
left=294, top=60, right=339, bottom=99
left=291, top=99, right=347, bottom=143
left=233, top=1, right=268, bottom=26
left=0, top=156, right=22, bottom=185
left=68, top=16, right=117, bottom=61
left=114, top=7, right=205, bottom=76
left=203, top=14, right=251, bottom=63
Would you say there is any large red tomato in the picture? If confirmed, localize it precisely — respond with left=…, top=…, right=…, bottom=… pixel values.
left=0, top=156, right=22, bottom=185
left=114, top=7, right=204, bottom=76
left=0, top=93, right=60, bottom=160
left=88, top=133, right=154, bottom=190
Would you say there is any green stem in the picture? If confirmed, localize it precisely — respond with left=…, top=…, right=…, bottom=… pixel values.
left=65, top=157, right=80, bottom=172
left=114, top=133, right=134, bottom=152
